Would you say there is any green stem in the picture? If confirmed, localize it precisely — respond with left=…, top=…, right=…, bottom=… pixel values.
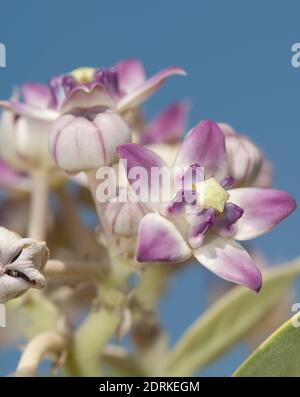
left=28, top=168, right=49, bottom=241
left=64, top=253, right=132, bottom=376
left=15, top=331, right=68, bottom=377
left=85, top=169, right=112, bottom=241
left=65, top=308, right=120, bottom=377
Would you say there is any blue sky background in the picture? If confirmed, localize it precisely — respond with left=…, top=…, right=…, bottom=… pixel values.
left=0, top=0, right=299, bottom=376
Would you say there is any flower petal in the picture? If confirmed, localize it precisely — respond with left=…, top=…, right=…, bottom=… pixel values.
left=251, top=157, right=273, bottom=188
left=115, top=59, right=146, bottom=94
left=179, top=163, right=204, bottom=190
left=105, top=190, right=147, bottom=237
left=136, top=213, right=191, bottom=262
left=116, top=143, right=171, bottom=203
left=193, top=236, right=262, bottom=292
left=0, top=108, right=54, bottom=171
left=188, top=208, right=215, bottom=249
left=15, top=117, right=54, bottom=168
left=117, top=67, right=186, bottom=112
left=0, top=110, right=26, bottom=170
left=50, top=110, right=131, bottom=172
left=224, top=130, right=263, bottom=187
left=49, top=74, right=75, bottom=109
left=154, top=164, right=203, bottom=216
left=21, top=83, right=52, bottom=109
left=0, top=100, right=59, bottom=121
left=228, top=188, right=296, bottom=240
left=59, top=83, right=116, bottom=113
left=215, top=202, right=244, bottom=237
left=141, top=101, right=188, bottom=145
left=0, top=274, right=33, bottom=303
left=147, top=142, right=179, bottom=168
left=173, top=120, right=228, bottom=181
left=0, top=161, right=29, bottom=191
left=164, top=188, right=196, bottom=216
left=116, top=143, right=166, bottom=173
left=220, top=175, right=235, bottom=189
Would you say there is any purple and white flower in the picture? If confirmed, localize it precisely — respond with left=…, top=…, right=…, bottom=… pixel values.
left=0, top=60, right=185, bottom=174
left=141, top=101, right=188, bottom=145
left=1, top=61, right=184, bottom=120
left=46, top=62, right=185, bottom=172
left=116, top=120, right=296, bottom=292
left=48, top=62, right=186, bottom=116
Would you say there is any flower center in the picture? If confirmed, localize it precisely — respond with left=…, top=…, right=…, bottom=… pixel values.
left=194, top=177, right=229, bottom=213
left=70, top=67, right=96, bottom=84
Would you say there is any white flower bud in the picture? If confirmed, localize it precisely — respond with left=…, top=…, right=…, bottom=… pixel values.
left=219, top=123, right=266, bottom=187
left=102, top=189, right=147, bottom=257
left=0, top=110, right=54, bottom=171
left=49, top=108, right=131, bottom=173
left=0, top=227, right=49, bottom=303
left=104, top=199, right=146, bottom=237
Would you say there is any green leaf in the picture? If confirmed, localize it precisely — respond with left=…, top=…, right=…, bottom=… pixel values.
left=164, top=259, right=300, bottom=376
left=65, top=308, right=120, bottom=376
left=101, top=346, right=146, bottom=376
left=7, top=290, right=59, bottom=339
left=233, top=312, right=300, bottom=376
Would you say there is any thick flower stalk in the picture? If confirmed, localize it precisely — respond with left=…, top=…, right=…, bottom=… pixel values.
left=0, top=226, right=49, bottom=303
left=117, top=120, right=296, bottom=292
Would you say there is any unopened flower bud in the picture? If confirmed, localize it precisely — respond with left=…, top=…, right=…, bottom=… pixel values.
left=0, top=227, right=49, bottom=303
left=102, top=189, right=147, bottom=257
left=104, top=198, right=146, bottom=237
left=219, top=123, right=269, bottom=187
left=49, top=108, right=131, bottom=173
left=0, top=87, right=55, bottom=171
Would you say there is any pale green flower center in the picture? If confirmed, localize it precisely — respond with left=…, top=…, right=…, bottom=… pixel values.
left=70, top=67, right=96, bottom=84
left=194, top=177, right=229, bottom=213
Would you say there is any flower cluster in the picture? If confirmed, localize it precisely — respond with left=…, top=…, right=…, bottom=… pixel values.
left=0, top=58, right=297, bottom=378
left=0, top=59, right=296, bottom=300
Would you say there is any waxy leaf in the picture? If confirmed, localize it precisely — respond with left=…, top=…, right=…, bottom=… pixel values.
left=164, top=260, right=300, bottom=376
left=233, top=311, right=300, bottom=376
